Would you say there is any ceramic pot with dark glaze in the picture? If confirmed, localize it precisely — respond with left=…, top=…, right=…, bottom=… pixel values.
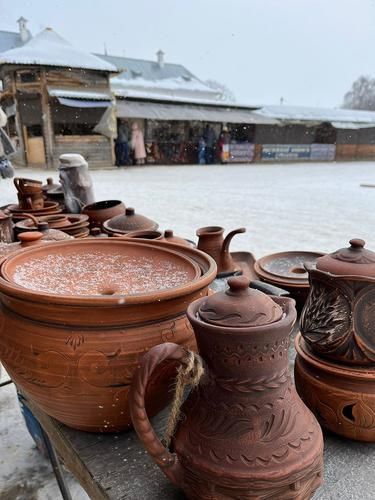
left=301, top=239, right=375, bottom=365
left=0, top=239, right=216, bottom=432
left=196, top=226, right=246, bottom=277
left=82, top=200, right=126, bottom=229
left=130, top=276, right=324, bottom=499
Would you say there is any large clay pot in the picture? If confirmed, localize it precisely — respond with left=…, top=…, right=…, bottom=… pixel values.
left=82, top=200, right=126, bottom=229
left=196, top=226, right=246, bottom=277
left=130, top=277, right=324, bottom=499
left=0, top=210, right=14, bottom=243
left=0, top=239, right=216, bottom=432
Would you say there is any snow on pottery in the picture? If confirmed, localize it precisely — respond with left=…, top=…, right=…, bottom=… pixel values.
left=130, top=276, right=324, bottom=499
left=0, top=239, right=216, bottom=432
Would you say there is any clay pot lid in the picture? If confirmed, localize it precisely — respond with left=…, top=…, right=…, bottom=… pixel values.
left=42, top=178, right=60, bottom=192
left=197, top=275, right=283, bottom=327
left=316, top=239, right=375, bottom=277
left=163, top=229, right=191, bottom=247
left=103, top=207, right=158, bottom=234
left=18, top=231, right=44, bottom=247
left=1, top=239, right=201, bottom=297
left=254, top=251, right=324, bottom=285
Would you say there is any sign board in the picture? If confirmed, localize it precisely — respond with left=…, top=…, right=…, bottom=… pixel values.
left=261, top=144, right=336, bottom=161
left=229, top=143, right=254, bottom=163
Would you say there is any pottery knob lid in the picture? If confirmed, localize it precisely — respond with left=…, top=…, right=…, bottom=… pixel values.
left=198, top=276, right=283, bottom=327
left=18, top=231, right=44, bottom=247
left=316, top=239, right=375, bottom=277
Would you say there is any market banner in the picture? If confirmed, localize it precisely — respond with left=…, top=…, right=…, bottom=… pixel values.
left=229, top=143, right=255, bottom=163
left=261, top=144, right=336, bottom=161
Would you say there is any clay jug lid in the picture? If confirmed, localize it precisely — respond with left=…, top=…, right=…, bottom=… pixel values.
left=198, top=276, right=283, bottom=327
left=103, top=207, right=158, bottom=234
left=316, top=239, right=375, bottom=277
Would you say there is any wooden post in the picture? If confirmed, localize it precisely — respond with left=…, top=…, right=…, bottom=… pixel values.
left=40, top=68, right=54, bottom=169
left=10, top=71, right=27, bottom=165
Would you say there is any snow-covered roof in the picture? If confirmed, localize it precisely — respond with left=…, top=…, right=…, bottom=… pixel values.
left=258, top=105, right=375, bottom=128
left=0, top=28, right=117, bottom=72
left=48, top=87, right=112, bottom=100
left=0, top=30, right=23, bottom=53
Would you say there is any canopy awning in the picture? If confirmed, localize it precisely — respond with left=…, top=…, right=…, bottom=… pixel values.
left=57, top=97, right=111, bottom=108
left=48, top=87, right=112, bottom=108
left=116, top=99, right=278, bottom=124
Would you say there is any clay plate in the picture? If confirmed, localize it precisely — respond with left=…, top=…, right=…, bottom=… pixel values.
left=1, top=239, right=202, bottom=298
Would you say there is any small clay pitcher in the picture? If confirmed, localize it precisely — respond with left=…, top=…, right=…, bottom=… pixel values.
left=196, top=226, right=245, bottom=276
left=130, top=276, right=324, bottom=499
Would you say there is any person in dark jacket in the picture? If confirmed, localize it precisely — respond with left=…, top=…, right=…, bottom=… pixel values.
left=203, top=124, right=217, bottom=164
left=115, top=120, right=130, bottom=166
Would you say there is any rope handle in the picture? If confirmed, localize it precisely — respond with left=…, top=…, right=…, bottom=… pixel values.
left=129, top=342, right=204, bottom=487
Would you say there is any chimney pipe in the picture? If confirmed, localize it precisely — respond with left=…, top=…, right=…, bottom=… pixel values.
left=17, top=16, right=30, bottom=43
left=156, top=50, right=165, bottom=69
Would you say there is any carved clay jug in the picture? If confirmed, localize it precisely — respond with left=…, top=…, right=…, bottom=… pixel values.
left=130, top=276, right=324, bottom=499
left=301, top=238, right=375, bottom=365
left=196, top=226, right=245, bottom=276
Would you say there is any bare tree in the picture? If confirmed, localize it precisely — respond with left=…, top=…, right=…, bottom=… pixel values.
left=343, top=75, right=375, bottom=110
left=205, top=79, right=236, bottom=102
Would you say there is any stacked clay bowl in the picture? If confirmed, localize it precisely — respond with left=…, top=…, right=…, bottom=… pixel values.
left=0, top=239, right=216, bottom=432
left=295, top=239, right=375, bottom=441
left=15, top=214, right=90, bottom=239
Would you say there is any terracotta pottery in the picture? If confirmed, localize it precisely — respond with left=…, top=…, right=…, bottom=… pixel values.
left=42, top=177, right=60, bottom=193
left=124, top=230, right=163, bottom=240
left=0, top=210, right=14, bottom=243
left=295, top=333, right=375, bottom=442
left=14, top=177, right=43, bottom=195
left=0, top=239, right=216, bottom=432
left=196, top=226, right=246, bottom=277
left=89, top=228, right=109, bottom=238
left=162, top=229, right=194, bottom=247
left=130, top=276, right=324, bottom=499
left=300, top=239, right=375, bottom=365
left=0, top=231, right=45, bottom=259
left=82, top=200, right=126, bottom=229
left=254, top=251, right=324, bottom=311
left=103, top=207, right=158, bottom=236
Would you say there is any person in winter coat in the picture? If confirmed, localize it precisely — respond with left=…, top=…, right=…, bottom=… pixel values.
left=131, top=122, right=146, bottom=165
left=115, top=120, right=130, bottom=166
left=203, top=124, right=217, bottom=164
left=218, top=126, right=231, bottom=163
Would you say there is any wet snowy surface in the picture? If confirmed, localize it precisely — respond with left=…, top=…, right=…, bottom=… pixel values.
left=2, top=161, right=375, bottom=257
left=2, top=161, right=375, bottom=499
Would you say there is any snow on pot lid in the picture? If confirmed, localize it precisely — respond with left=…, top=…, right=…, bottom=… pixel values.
left=316, top=238, right=375, bottom=277
left=103, top=207, right=158, bottom=234
left=0, top=239, right=201, bottom=297
left=198, top=276, right=283, bottom=327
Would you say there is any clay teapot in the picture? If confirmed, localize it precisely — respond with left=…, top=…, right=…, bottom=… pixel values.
left=130, top=276, right=324, bottom=499
left=196, top=226, right=245, bottom=276
left=301, top=238, right=375, bottom=365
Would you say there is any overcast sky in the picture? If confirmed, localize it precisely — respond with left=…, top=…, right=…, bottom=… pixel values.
left=1, top=0, right=375, bottom=108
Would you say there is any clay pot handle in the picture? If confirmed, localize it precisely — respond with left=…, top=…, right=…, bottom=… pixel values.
left=13, top=178, right=23, bottom=193
left=19, top=213, right=39, bottom=228
left=222, top=227, right=246, bottom=254
left=129, top=342, right=187, bottom=488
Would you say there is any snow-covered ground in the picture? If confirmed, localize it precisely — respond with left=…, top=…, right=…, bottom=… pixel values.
left=1, top=160, right=375, bottom=499
left=2, top=160, right=375, bottom=256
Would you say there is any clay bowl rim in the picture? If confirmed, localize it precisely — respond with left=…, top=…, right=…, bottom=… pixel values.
left=196, top=225, right=224, bottom=237
left=82, top=200, right=125, bottom=213
left=307, top=263, right=375, bottom=282
left=254, top=251, right=324, bottom=285
left=123, top=230, right=163, bottom=240
left=295, top=333, right=375, bottom=380
left=8, top=201, right=60, bottom=214
left=103, top=217, right=159, bottom=235
left=0, top=239, right=216, bottom=306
